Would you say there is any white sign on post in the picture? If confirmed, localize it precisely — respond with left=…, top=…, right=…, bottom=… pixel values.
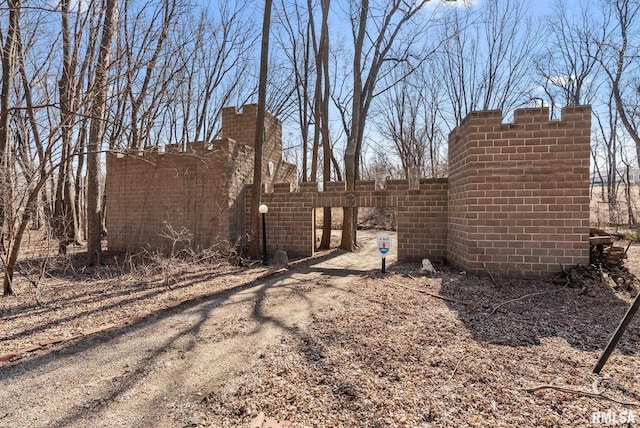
left=377, top=234, right=392, bottom=258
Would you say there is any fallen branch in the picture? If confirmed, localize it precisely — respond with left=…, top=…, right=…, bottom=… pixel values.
left=482, top=261, right=498, bottom=286
left=380, top=279, right=488, bottom=309
left=522, top=384, right=640, bottom=407
left=490, top=289, right=562, bottom=315
left=429, top=355, right=466, bottom=397
left=623, top=240, right=633, bottom=258
left=489, top=265, right=571, bottom=315
left=480, top=250, right=499, bottom=286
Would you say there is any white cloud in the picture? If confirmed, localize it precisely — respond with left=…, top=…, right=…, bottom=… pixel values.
left=47, top=0, right=91, bottom=14
left=421, top=0, right=481, bottom=14
left=427, top=0, right=481, bottom=8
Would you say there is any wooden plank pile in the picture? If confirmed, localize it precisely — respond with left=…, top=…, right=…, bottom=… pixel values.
left=589, top=228, right=638, bottom=294
left=590, top=228, right=628, bottom=267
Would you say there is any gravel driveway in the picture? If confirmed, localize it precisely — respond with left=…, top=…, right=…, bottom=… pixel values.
left=1, top=232, right=397, bottom=427
left=2, top=233, right=639, bottom=427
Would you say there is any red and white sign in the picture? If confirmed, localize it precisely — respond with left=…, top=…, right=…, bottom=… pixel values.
left=377, top=234, right=392, bottom=258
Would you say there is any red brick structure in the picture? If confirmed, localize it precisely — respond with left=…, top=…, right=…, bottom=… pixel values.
left=105, top=105, right=295, bottom=252
left=245, top=179, right=449, bottom=262
left=447, top=106, right=591, bottom=276
left=106, top=105, right=591, bottom=277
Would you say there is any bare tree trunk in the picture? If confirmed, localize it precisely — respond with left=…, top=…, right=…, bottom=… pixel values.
left=18, top=45, right=45, bottom=231
left=249, top=0, right=273, bottom=258
left=53, top=0, right=81, bottom=253
left=605, top=2, right=640, bottom=173
left=307, top=0, right=321, bottom=184
left=319, top=0, right=332, bottom=250
left=3, top=172, right=49, bottom=296
left=624, top=163, right=636, bottom=226
left=340, top=0, right=429, bottom=251
left=331, top=150, right=342, bottom=181
left=125, top=0, right=176, bottom=149
left=340, top=0, right=367, bottom=252
left=86, top=0, right=117, bottom=266
left=1, top=0, right=20, bottom=295
left=74, top=123, right=87, bottom=241
left=306, top=0, right=332, bottom=249
left=310, top=124, right=320, bottom=182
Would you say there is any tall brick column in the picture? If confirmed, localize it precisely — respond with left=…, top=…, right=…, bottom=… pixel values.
left=221, top=104, right=295, bottom=186
left=447, top=106, right=591, bottom=277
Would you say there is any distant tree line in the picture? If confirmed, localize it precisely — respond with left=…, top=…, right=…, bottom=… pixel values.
left=1, top=0, right=639, bottom=295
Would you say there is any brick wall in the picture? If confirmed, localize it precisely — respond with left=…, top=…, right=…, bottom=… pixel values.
left=106, top=104, right=296, bottom=252
left=245, top=179, right=449, bottom=261
left=221, top=104, right=296, bottom=186
left=107, top=105, right=591, bottom=278
left=398, top=179, right=449, bottom=261
left=224, top=139, right=255, bottom=244
left=447, top=106, right=591, bottom=277
left=106, top=140, right=246, bottom=253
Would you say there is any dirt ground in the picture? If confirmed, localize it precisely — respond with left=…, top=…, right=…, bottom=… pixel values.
left=1, top=231, right=640, bottom=427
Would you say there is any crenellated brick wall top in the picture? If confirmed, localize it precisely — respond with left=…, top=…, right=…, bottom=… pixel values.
left=221, top=104, right=293, bottom=185
left=110, top=139, right=245, bottom=160
left=447, top=105, right=591, bottom=277
left=107, top=104, right=591, bottom=278
left=453, top=105, right=591, bottom=130
left=221, top=104, right=282, bottom=155
left=245, top=178, right=449, bottom=262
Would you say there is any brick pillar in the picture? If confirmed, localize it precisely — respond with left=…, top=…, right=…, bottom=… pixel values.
left=221, top=104, right=284, bottom=186
left=447, top=106, right=591, bottom=277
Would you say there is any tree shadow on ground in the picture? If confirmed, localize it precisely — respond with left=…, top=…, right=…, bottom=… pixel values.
left=7, top=247, right=639, bottom=426
left=437, top=264, right=640, bottom=355
left=2, top=251, right=261, bottom=344
left=0, top=248, right=392, bottom=427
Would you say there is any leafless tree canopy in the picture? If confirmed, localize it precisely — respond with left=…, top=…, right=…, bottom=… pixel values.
left=2, top=0, right=640, bottom=286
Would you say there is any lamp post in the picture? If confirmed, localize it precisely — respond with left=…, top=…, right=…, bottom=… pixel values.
left=259, top=204, right=269, bottom=265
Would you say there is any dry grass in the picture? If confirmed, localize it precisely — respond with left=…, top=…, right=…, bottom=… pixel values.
left=590, top=184, right=640, bottom=231
left=1, top=243, right=269, bottom=357
left=195, top=263, right=640, bottom=427
left=1, top=200, right=639, bottom=427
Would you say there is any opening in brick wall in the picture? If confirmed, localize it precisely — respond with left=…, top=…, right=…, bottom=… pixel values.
left=314, top=206, right=398, bottom=255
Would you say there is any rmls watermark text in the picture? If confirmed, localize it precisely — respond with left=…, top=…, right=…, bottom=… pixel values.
left=592, top=410, right=636, bottom=425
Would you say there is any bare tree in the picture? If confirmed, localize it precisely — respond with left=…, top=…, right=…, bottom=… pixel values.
left=0, top=1, right=74, bottom=295
left=53, top=0, right=84, bottom=251
left=86, top=0, right=118, bottom=266
left=249, top=0, right=273, bottom=258
left=307, top=0, right=321, bottom=183
left=72, top=4, right=102, bottom=241
left=119, top=0, right=183, bottom=149
left=535, top=0, right=603, bottom=117
left=188, top=5, right=255, bottom=144
left=597, top=0, right=640, bottom=171
left=341, top=0, right=431, bottom=251
left=0, top=0, right=21, bottom=294
left=439, top=0, right=536, bottom=125
left=375, top=61, right=447, bottom=180
left=274, top=0, right=314, bottom=181
left=274, top=0, right=333, bottom=247
left=318, top=0, right=332, bottom=250
left=593, top=88, right=623, bottom=224
left=147, top=3, right=256, bottom=147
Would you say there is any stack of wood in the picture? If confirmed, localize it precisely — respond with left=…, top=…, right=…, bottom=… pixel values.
left=589, top=228, right=637, bottom=294
left=589, top=228, right=628, bottom=267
